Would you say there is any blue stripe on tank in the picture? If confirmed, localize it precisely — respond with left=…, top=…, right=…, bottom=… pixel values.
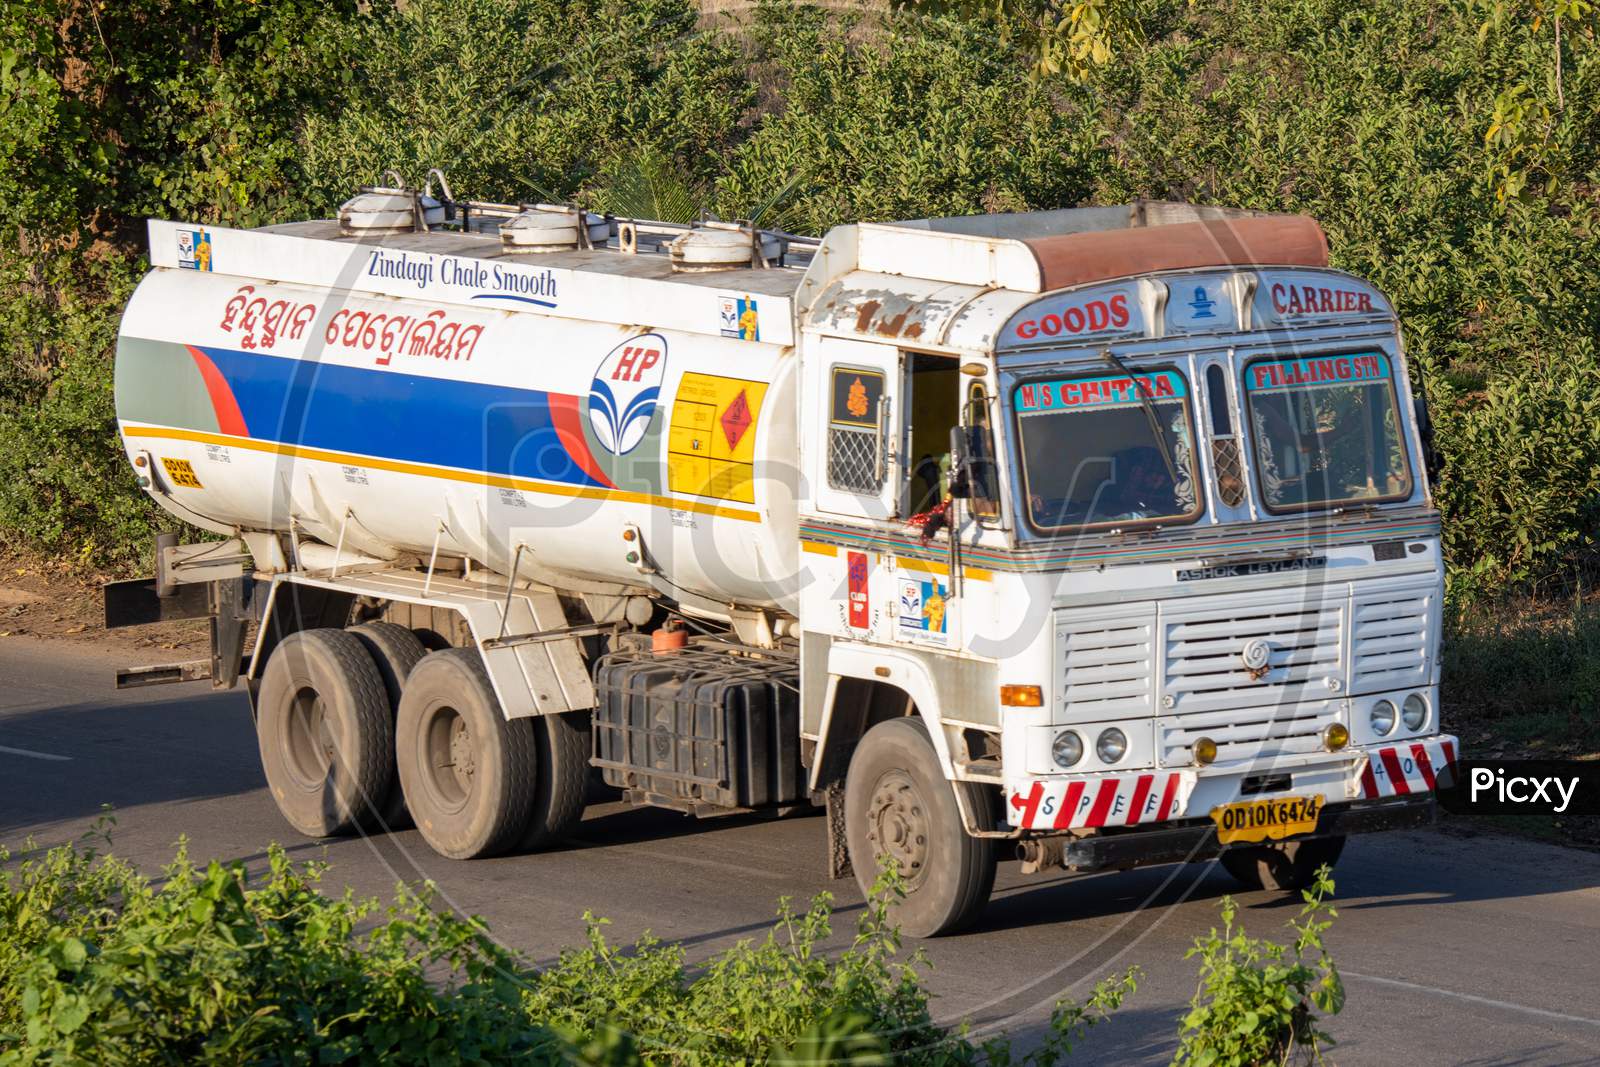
left=197, top=344, right=605, bottom=488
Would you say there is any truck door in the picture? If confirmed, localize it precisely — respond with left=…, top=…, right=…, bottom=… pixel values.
left=810, top=336, right=903, bottom=521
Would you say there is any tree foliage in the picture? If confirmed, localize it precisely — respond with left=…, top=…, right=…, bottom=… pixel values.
left=1, top=0, right=1598, bottom=597
left=891, top=0, right=1141, bottom=81
left=716, top=3, right=1104, bottom=232
left=297, top=0, right=750, bottom=208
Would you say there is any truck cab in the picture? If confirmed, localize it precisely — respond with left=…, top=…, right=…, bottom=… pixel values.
left=790, top=204, right=1452, bottom=934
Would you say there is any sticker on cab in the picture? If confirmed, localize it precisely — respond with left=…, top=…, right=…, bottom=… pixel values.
left=176, top=228, right=212, bottom=272
left=897, top=576, right=950, bottom=645
left=830, top=367, right=884, bottom=427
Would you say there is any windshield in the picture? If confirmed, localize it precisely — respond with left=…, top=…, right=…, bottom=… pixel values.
left=1244, top=352, right=1413, bottom=512
left=1013, top=369, right=1201, bottom=533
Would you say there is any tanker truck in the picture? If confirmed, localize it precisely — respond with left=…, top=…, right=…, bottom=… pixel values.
left=104, top=179, right=1457, bottom=935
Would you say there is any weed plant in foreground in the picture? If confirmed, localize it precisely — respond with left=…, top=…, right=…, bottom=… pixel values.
left=0, top=815, right=1347, bottom=1064
left=0, top=820, right=1137, bottom=1065
left=1174, top=869, right=1343, bottom=1067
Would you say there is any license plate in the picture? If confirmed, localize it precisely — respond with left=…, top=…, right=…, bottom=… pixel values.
left=1211, top=794, right=1325, bottom=845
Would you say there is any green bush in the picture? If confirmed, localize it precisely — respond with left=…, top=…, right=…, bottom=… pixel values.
left=0, top=0, right=358, bottom=568
left=716, top=3, right=1102, bottom=233
left=297, top=0, right=750, bottom=207
left=1433, top=360, right=1600, bottom=598
left=1445, top=591, right=1600, bottom=736
left=1175, top=869, right=1343, bottom=1067
left=0, top=832, right=1135, bottom=1065
left=3, top=0, right=1600, bottom=598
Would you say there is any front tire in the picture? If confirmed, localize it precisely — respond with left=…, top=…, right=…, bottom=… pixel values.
left=1220, top=835, right=1346, bottom=891
left=844, top=718, right=997, bottom=937
left=256, top=629, right=394, bottom=838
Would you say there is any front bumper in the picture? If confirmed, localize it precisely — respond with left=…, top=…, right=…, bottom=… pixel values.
left=1005, top=734, right=1458, bottom=830
left=1051, top=794, right=1436, bottom=873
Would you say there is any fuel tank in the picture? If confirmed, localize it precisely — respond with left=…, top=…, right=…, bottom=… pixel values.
left=114, top=264, right=800, bottom=613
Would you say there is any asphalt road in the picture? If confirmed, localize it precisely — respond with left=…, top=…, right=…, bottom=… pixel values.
left=4, top=635, right=1599, bottom=1065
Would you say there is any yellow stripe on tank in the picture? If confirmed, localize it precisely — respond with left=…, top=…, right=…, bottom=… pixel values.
left=120, top=424, right=764, bottom=523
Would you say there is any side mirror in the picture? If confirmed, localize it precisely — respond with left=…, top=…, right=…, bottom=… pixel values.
left=1413, top=390, right=1441, bottom=484
left=946, top=425, right=972, bottom=499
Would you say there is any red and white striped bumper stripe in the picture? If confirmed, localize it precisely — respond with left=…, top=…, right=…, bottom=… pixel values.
left=1358, top=735, right=1459, bottom=799
left=1006, top=771, right=1192, bottom=830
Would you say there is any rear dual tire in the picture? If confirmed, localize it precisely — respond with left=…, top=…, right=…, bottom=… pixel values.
left=395, top=649, right=588, bottom=859
left=1220, top=836, right=1346, bottom=891
left=257, top=629, right=587, bottom=858
left=347, top=622, right=427, bottom=830
left=255, top=629, right=394, bottom=838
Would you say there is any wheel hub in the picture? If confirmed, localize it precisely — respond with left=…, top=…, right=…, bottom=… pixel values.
left=283, top=688, right=336, bottom=788
left=448, top=720, right=476, bottom=790
left=865, top=771, right=929, bottom=882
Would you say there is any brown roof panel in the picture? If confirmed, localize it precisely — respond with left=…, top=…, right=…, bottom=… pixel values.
left=1024, top=215, right=1328, bottom=291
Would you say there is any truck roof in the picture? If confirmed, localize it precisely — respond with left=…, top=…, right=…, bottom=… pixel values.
left=148, top=200, right=1349, bottom=355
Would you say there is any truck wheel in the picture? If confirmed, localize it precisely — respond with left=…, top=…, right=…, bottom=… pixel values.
left=256, top=629, right=394, bottom=838
left=518, top=710, right=590, bottom=851
left=844, top=717, right=997, bottom=937
left=1220, top=835, right=1346, bottom=891
left=396, top=649, right=537, bottom=859
left=348, top=622, right=427, bottom=831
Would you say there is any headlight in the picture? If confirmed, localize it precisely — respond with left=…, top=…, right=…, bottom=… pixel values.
left=1096, top=727, right=1128, bottom=764
left=1370, top=699, right=1397, bottom=736
left=1052, top=730, right=1084, bottom=768
left=1401, top=693, right=1428, bottom=731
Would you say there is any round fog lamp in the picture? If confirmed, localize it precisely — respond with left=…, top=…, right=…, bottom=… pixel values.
left=1401, top=693, right=1428, bottom=732
left=1193, top=736, right=1218, bottom=766
left=1323, top=722, right=1350, bottom=752
left=1052, top=730, right=1084, bottom=769
left=1096, top=727, right=1128, bottom=764
left=1370, top=699, right=1397, bottom=736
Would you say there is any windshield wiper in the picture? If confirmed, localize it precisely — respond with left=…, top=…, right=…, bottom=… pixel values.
left=1101, top=348, right=1180, bottom=485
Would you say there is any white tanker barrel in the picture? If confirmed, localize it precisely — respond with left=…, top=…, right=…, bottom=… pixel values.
left=112, top=260, right=801, bottom=614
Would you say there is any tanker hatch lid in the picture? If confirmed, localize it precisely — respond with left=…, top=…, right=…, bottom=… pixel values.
left=669, top=222, right=785, bottom=273
left=338, top=169, right=451, bottom=235
left=498, top=204, right=610, bottom=252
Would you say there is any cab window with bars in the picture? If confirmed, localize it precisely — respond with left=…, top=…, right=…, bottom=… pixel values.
left=826, top=365, right=886, bottom=494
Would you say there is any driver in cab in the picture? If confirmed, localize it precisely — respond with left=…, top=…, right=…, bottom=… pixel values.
left=1029, top=445, right=1180, bottom=528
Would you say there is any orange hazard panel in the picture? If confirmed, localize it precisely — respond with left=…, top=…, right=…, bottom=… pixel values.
left=1025, top=215, right=1328, bottom=291
left=667, top=372, right=768, bottom=504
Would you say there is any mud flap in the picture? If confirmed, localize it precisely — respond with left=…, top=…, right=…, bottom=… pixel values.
left=825, top=779, right=852, bottom=880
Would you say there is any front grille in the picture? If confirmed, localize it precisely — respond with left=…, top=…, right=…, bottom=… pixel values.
left=1056, top=605, right=1156, bottom=718
left=1158, top=699, right=1340, bottom=766
left=1057, top=580, right=1432, bottom=769
left=1351, top=589, right=1432, bottom=694
left=1162, top=600, right=1345, bottom=715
